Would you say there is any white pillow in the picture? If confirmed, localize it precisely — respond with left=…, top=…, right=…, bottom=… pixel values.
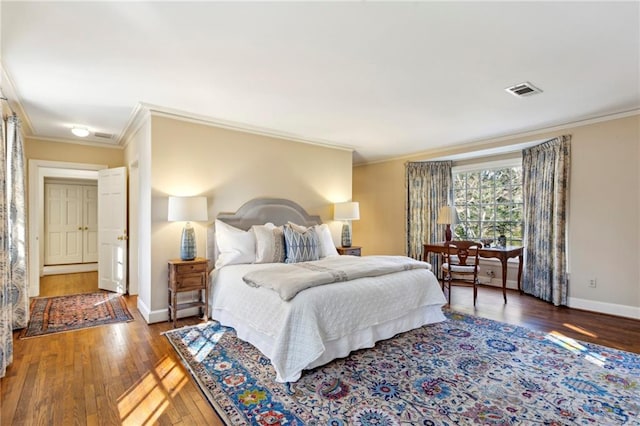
left=252, top=223, right=286, bottom=264
left=315, top=223, right=339, bottom=258
left=215, top=220, right=256, bottom=268
left=287, top=222, right=338, bottom=258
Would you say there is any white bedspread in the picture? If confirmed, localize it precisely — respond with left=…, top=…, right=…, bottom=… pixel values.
left=210, top=259, right=447, bottom=382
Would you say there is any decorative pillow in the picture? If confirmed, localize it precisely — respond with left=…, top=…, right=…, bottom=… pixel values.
left=287, top=222, right=309, bottom=233
left=215, top=220, right=256, bottom=268
left=315, top=223, right=339, bottom=258
left=287, top=221, right=338, bottom=258
left=283, top=223, right=320, bottom=264
left=253, top=223, right=286, bottom=264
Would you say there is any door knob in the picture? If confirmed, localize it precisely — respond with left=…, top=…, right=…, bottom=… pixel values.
left=78, top=226, right=83, bottom=230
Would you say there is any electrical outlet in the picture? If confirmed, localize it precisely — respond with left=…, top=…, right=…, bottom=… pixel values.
left=588, top=278, right=597, bottom=288
left=486, top=270, right=495, bottom=278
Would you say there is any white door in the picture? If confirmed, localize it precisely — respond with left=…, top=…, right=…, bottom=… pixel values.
left=98, top=167, right=128, bottom=293
left=44, top=183, right=83, bottom=265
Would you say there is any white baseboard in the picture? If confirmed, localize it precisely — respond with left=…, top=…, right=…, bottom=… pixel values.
left=137, top=298, right=151, bottom=323
left=568, top=297, right=640, bottom=320
left=146, top=306, right=203, bottom=324
left=43, top=263, right=98, bottom=275
left=138, top=293, right=206, bottom=324
left=475, top=275, right=639, bottom=320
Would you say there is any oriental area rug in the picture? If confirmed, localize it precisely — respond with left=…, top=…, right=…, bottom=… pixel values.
left=164, top=311, right=640, bottom=425
left=22, top=291, right=134, bottom=338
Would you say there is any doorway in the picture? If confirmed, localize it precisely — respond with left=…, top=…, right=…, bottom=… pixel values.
left=42, top=178, right=99, bottom=274
left=28, top=160, right=106, bottom=297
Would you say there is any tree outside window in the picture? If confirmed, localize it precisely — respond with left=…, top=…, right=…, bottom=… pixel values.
left=453, top=166, right=523, bottom=246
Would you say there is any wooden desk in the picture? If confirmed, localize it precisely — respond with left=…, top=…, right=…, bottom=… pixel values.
left=423, top=243, right=524, bottom=303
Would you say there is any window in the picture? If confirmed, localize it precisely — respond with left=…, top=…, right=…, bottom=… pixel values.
left=453, top=159, right=523, bottom=246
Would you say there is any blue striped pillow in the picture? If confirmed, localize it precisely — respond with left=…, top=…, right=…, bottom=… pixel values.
left=283, top=224, right=320, bottom=263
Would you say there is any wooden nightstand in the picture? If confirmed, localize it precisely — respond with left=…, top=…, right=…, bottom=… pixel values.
left=167, top=257, right=209, bottom=328
left=336, top=246, right=361, bottom=256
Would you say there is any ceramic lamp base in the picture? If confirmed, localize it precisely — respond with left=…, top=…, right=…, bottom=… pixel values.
left=180, top=223, right=196, bottom=260
left=341, top=222, right=352, bottom=247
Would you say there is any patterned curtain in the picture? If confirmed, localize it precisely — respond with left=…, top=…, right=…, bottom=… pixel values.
left=1, top=114, right=29, bottom=378
left=405, top=161, right=452, bottom=270
left=522, top=135, right=571, bottom=306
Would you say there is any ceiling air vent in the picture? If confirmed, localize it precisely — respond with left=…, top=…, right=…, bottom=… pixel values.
left=505, top=82, right=543, bottom=98
left=94, top=132, right=114, bottom=139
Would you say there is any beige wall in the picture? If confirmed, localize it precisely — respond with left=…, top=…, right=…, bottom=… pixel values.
left=353, top=158, right=406, bottom=256
left=354, top=114, right=640, bottom=316
left=144, top=114, right=353, bottom=322
left=25, top=137, right=124, bottom=167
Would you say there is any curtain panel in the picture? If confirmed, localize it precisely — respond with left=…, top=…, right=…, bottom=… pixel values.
left=405, top=161, right=452, bottom=269
left=0, top=114, right=29, bottom=378
left=522, top=135, right=571, bottom=306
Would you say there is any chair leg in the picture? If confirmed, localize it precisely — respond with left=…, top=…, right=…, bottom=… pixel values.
left=473, top=284, right=477, bottom=306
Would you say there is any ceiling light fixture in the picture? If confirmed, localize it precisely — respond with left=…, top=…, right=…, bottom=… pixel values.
left=71, top=127, right=90, bottom=137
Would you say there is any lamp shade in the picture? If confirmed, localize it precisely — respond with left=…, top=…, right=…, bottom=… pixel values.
left=334, top=202, right=360, bottom=221
left=436, top=206, right=459, bottom=225
left=168, top=196, right=208, bottom=261
left=168, top=196, right=208, bottom=222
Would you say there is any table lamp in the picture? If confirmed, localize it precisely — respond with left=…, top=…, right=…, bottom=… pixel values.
left=437, top=205, right=459, bottom=242
left=334, top=201, right=360, bottom=247
left=168, top=196, right=208, bottom=260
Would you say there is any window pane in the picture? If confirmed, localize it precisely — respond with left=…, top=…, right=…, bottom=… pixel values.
left=480, top=186, right=495, bottom=204
left=466, top=172, right=480, bottom=188
left=466, top=221, right=481, bottom=239
left=480, top=204, right=495, bottom=221
left=466, top=204, right=480, bottom=221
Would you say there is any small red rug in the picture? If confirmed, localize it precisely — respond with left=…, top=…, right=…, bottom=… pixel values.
left=21, top=291, right=134, bottom=338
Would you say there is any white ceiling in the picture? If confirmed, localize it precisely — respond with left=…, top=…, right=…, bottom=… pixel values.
left=1, top=2, right=639, bottom=164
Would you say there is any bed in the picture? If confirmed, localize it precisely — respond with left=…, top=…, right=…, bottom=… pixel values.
left=207, top=198, right=447, bottom=383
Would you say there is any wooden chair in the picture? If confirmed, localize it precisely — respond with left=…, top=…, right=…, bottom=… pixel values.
left=441, top=240, right=481, bottom=306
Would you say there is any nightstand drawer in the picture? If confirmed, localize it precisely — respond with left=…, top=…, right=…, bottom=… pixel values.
left=176, top=263, right=207, bottom=275
left=176, top=273, right=205, bottom=290
left=336, top=246, right=361, bottom=256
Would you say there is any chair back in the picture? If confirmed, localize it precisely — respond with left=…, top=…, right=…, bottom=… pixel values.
left=442, top=240, right=482, bottom=305
left=444, top=240, right=480, bottom=267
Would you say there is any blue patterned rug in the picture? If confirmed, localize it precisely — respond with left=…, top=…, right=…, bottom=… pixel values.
left=164, top=311, right=640, bottom=425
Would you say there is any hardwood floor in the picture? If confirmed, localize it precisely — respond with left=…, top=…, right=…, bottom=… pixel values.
left=2, top=293, right=221, bottom=426
left=39, top=271, right=100, bottom=297
left=448, top=285, right=640, bottom=353
left=2, top=283, right=638, bottom=425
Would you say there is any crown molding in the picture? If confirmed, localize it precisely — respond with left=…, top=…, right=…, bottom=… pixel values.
left=120, top=102, right=354, bottom=153
left=0, top=65, right=35, bottom=135
left=118, top=102, right=151, bottom=149
left=26, top=135, right=123, bottom=150
left=354, top=108, right=640, bottom=167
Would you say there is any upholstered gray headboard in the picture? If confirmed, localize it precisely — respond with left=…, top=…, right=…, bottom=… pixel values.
left=206, top=198, right=322, bottom=263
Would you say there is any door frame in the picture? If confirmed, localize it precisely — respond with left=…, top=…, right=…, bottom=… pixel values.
left=28, top=159, right=106, bottom=297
